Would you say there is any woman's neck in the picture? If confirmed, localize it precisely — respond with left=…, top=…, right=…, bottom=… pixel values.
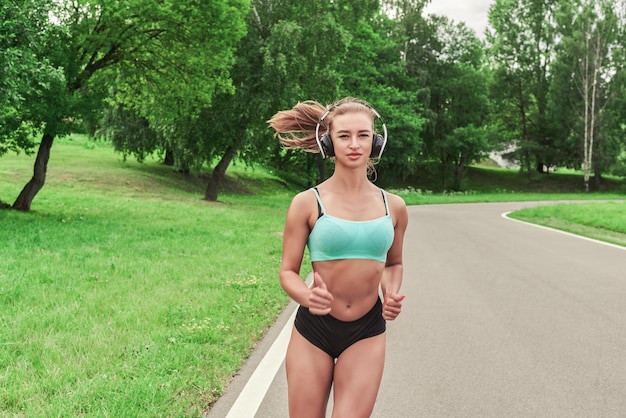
left=326, top=166, right=373, bottom=193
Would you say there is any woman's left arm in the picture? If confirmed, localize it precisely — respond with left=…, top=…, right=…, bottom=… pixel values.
left=381, top=194, right=408, bottom=320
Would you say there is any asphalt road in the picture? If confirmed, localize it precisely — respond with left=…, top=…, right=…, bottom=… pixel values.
left=206, top=201, right=626, bottom=418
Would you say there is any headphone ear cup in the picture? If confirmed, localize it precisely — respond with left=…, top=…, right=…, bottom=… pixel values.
left=320, top=133, right=335, bottom=158
left=370, top=133, right=385, bottom=158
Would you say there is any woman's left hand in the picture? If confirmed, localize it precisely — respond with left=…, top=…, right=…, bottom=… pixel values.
left=382, top=292, right=405, bottom=321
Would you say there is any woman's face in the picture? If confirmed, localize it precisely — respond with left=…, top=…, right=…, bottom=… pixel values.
left=330, top=111, right=373, bottom=163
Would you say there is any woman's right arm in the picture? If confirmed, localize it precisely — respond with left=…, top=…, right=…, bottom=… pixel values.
left=279, top=191, right=333, bottom=313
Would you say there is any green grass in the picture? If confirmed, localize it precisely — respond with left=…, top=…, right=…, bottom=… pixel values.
left=0, top=135, right=624, bottom=416
left=508, top=201, right=626, bottom=247
left=1, top=136, right=296, bottom=416
left=395, top=189, right=626, bottom=206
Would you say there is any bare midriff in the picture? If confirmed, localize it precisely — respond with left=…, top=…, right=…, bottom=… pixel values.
left=311, top=258, right=385, bottom=321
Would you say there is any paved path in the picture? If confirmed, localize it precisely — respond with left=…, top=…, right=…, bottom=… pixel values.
left=206, top=202, right=626, bottom=418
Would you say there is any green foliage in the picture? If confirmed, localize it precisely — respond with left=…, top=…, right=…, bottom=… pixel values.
left=551, top=0, right=625, bottom=183
left=408, top=14, right=490, bottom=190
left=0, top=105, right=37, bottom=157
left=1, top=0, right=252, bottom=209
left=487, top=0, right=560, bottom=174
left=0, top=0, right=59, bottom=155
left=487, top=0, right=626, bottom=187
left=96, top=0, right=251, bottom=161
left=100, top=106, right=164, bottom=164
left=336, top=15, right=426, bottom=185
left=206, top=0, right=355, bottom=187
left=3, top=0, right=626, bottom=207
left=107, top=0, right=250, bottom=118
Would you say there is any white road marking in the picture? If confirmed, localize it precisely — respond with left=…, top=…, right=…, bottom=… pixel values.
left=502, top=211, right=626, bottom=252
left=224, top=308, right=297, bottom=418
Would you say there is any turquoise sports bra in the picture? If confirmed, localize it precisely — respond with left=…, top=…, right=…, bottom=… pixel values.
left=307, top=188, right=394, bottom=263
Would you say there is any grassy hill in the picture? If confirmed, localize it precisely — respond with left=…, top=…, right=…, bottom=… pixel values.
left=462, top=165, right=625, bottom=194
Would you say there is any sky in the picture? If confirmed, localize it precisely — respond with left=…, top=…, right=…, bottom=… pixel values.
left=423, top=0, right=494, bottom=39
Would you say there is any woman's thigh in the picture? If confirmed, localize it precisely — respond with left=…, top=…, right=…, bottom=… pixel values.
left=332, top=333, right=386, bottom=418
left=285, top=327, right=335, bottom=418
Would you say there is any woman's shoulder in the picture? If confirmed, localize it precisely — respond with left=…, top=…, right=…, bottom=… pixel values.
left=381, top=189, right=406, bottom=207
left=381, top=189, right=408, bottom=223
left=289, top=188, right=318, bottom=212
left=292, top=187, right=317, bottom=200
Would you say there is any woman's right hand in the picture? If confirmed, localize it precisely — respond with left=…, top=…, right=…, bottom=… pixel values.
left=308, top=272, right=333, bottom=315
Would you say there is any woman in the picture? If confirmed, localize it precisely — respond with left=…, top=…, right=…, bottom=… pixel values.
left=268, top=97, right=408, bottom=418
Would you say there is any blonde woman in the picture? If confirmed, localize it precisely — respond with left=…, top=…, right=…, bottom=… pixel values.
left=268, top=97, right=408, bottom=418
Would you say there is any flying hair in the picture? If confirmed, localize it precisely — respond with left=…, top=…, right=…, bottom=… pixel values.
left=267, top=101, right=326, bottom=153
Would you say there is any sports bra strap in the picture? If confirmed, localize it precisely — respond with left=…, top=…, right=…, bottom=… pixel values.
left=381, top=189, right=390, bottom=216
left=312, top=187, right=326, bottom=217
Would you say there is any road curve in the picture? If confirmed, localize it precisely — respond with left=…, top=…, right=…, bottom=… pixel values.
left=206, top=201, right=626, bottom=418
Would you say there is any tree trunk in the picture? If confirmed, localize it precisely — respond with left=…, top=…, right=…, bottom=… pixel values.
left=13, top=132, right=55, bottom=211
left=592, top=124, right=602, bottom=191
left=536, top=161, right=545, bottom=173
left=517, top=78, right=531, bottom=180
left=593, top=165, right=602, bottom=191
left=439, top=149, right=448, bottom=190
left=454, top=153, right=467, bottom=191
left=204, top=145, right=237, bottom=201
left=163, top=148, right=175, bottom=166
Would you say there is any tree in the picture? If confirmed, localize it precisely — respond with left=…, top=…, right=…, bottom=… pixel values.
left=102, top=0, right=362, bottom=200
left=487, top=0, right=559, bottom=178
left=0, top=0, right=57, bottom=159
left=553, top=0, right=623, bottom=191
left=416, top=15, right=490, bottom=190
left=2, top=0, right=249, bottom=210
left=0, top=0, right=65, bottom=209
left=204, top=0, right=406, bottom=199
left=201, top=0, right=354, bottom=200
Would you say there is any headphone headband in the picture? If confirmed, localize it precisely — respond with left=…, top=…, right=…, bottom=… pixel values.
left=314, top=101, right=387, bottom=159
